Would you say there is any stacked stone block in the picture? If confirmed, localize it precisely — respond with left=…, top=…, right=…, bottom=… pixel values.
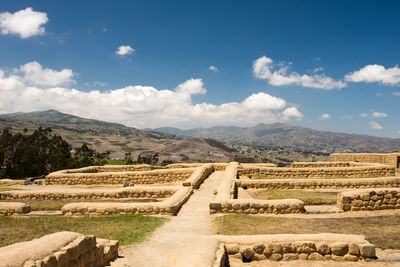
left=338, top=188, right=400, bottom=211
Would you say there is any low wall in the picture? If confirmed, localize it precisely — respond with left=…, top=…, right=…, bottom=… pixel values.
left=240, top=163, right=276, bottom=168
left=291, top=162, right=353, bottom=168
left=0, top=186, right=179, bottom=201
left=183, top=164, right=214, bottom=188
left=237, top=177, right=400, bottom=190
left=218, top=233, right=376, bottom=262
left=46, top=168, right=196, bottom=185
left=214, top=162, right=239, bottom=202
left=62, top=186, right=193, bottom=216
left=330, top=153, right=400, bottom=168
left=238, top=165, right=395, bottom=179
left=338, top=188, right=400, bottom=212
left=210, top=199, right=305, bottom=214
left=0, top=202, right=30, bottom=216
left=0, top=231, right=118, bottom=267
left=61, top=164, right=154, bottom=173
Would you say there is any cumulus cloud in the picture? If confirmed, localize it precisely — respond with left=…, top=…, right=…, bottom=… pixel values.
left=282, top=107, right=303, bottom=120
left=359, top=113, right=368, bottom=118
left=0, top=7, right=48, bottom=38
left=372, top=112, right=387, bottom=118
left=369, top=121, right=383, bottom=130
left=345, top=64, right=400, bottom=86
left=252, top=56, right=346, bottom=90
left=19, top=61, right=74, bottom=86
left=319, top=113, right=330, bottom=120
left=0, top=62, right=302, bottom=128
left=208, top=66, right=219, bottom=73
left=116, top=45, right=135, bottom=56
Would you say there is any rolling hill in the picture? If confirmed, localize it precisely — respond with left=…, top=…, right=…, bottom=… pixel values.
left=149, top=123, right=400, bottom=153
left=0, top=110, right=235, bottom=162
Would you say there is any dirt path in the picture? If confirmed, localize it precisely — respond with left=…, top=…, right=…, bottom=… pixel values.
left=109, top=171, right=222, bottom=267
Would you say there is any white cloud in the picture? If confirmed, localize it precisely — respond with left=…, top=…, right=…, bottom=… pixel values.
left=0, top=7, right=48, bottom=39
left=369, top=121, right=383, bottom=130
left=359, top=113, right=368, bottom=118
left=208, top=66, right=219, bottom=73
left=312, top=67, right=324, bottom=73
left=282, top=107, right=303, bottom=120
left=319, top=113, right=330, bottom=120
left=345, top=64, right=400, bottom=86
left=372, top=112, right=387, bottom=118
left=252, top=56, right=346, bottom=90
left=116, top=45, right=135, bottom=56
left=19, top=61, right=74, bottom=86
left=398, top=130, right=400, bottom=135
left=0, top=62, right=302, bottom=128
left=393, top=92, right=400, bottom=96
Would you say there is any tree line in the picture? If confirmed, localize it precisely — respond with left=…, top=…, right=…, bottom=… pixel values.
left=0, top=127, right=108, bottom=179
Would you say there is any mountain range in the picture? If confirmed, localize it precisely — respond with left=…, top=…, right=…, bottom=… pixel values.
left=148, top=123, right=400, bottom=153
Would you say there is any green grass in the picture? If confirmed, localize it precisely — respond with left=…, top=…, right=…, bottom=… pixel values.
left=253, top=174, right=382, bottom=180
left=215, top=214, right=400, bottom=249
left=0, top=187, right=19, bottom=192
left=0, top=214, right=168, bottom=247
left=1, top=199, right=160, bottom=211
left=106, top=159, right=127, bottom=165
left=256, top=189, right=338, bottom=205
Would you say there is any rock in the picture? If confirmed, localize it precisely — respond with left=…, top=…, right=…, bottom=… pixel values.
left=316, top=242, right=331, bottom=255
left=269, top=253, right=283, bottom=261
left=296, top=241, right=316, bottom=254
left=348, top=243, right=360, bottom=256
left=282, top=242, right=297, bottom=253
left=298, top=253, right=309, bottom=260
left=252, top=244, right=265, bottom=254
left=331, top=242, right=349, bottom=256
left=264, top=243, right=283, bottom=255
left=360, top=244, right=376, bottom=258
left=308, top=252, right=324, bottom=261
left=344, top=254, right=359, bottom=261
left=241, top=247, right=255, bottom=260
left=283, top=253, right=298, bottom=261
left=225, top=244, right=239, bottom=254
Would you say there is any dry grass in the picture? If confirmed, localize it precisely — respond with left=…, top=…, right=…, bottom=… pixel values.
left=253, top=174, right=382, bottom=180
left=256, top=189, right=338, bottom=205
left=0, top=187, right=19, bottom=192
left=0, top=214, right=168, bottom=247
left=215, top=214, right=400, bottom=249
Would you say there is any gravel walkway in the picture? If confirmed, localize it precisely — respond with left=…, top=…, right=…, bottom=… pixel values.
left=109, top=171, right=222, bottom=267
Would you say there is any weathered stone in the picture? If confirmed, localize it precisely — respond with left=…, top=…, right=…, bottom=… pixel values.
left=331, top=242, right=349, bottom=256
left=316, top=242, right=331, bottom=255
left=225, top=244, right=239, bottom=254
left=252, top=244, right=265, bottom=254
left=344, top=254, right=359, bottom=261
left=264, top=243, right=283, bottom=255
left=296, top=241, right=316, bottom=254
left=269, top=253, right=283, bottom=261
left=298, top=253, right=309, bottom=260
left=360, top=244, right=376, bottom=258
left=241, top=247, right=255, bottom=260
left=283, top=253, right=298, bottom=261
left=348, top=243, right=360, bottom=256
left=282, top=242, right=296, bottom=253
left=308, top=252, right=324, bottom=261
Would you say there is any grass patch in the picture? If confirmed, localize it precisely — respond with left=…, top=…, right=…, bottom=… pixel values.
left=215, top=214, right=400, bottom=249
left=1, top=199, right=160, bottom=211
left=0, top=214, right=168, bottom=247
left=0, top=187, right=19, bottom=192
left=107, top=159, right=127, bottom=165
left=253, top=174, right=382, bottom=180
left=256, top=189, right=337, bottom=205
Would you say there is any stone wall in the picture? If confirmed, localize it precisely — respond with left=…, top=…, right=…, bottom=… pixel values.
left=237, top=177, right=400, bottom=190
left=291, top=162, right=353, bottom=168
left=62, top=164, right=154, bottom=174
left=209, top=199, right=305, bottom=214
left=0, top=231, right=118, bottom=267
left=46, top=168, right=196, bottom=185
left=0, top=186, right=179, bottom=201
left=238, top=165, right=395, bottom=179
left=0, top=202, right=30, bottom=216
left=210, top=162, right=305, bottom=214
left=61, top=186, right=193, bottom=216
left=183, top=164, right=214, bottom=188
left=330, top=153, right=400, bottom=168
left=218, top=233, right=376, bottom=262
left=337, top=188, right=400, bottom=212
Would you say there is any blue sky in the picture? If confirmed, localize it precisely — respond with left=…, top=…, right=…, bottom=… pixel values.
left=0, top=0, right=399, bottom=137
